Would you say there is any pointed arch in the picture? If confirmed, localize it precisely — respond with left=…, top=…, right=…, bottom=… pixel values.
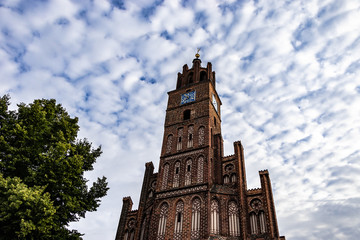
left=166, top=134, right=173, bottom=154
left=177, top=128, right=183, bottom=151
left=173, top=161, right=181, bottom=188
left=187, top=125, right=194, bottom=148
left=161, top=163, right=169, bottom=190
left=259, top=211, right=267, bottom=233
left=223, top=174, right=230, bottom=184
left=210, top=199, right=220, bottom=234
left=174, top=200, right=184, bottom=239
left=191, top=197, right=201, bottom=239
left=250, top=212, right=258, bottom=234
left=228, top=201, right=240, bottom=236
left=185, top=158, right=192, bottom=186
left=157, top=203, right=169, bottom=240
left=197, top=155, right=204, bottom=183
left=198, top=126, right=205, bottom=145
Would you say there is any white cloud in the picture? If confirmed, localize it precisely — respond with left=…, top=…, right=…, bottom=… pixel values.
left=1, top=0, right=360, bottom=239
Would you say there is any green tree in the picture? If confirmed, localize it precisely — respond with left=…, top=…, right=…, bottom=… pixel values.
left=0, top=95, right=109, bottom=239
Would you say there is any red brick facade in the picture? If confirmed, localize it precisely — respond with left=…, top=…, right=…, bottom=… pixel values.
left=115, top=58, right=286, bottom=240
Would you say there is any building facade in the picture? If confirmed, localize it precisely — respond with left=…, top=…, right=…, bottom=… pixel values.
left=115, top=56, right=286, bottom=240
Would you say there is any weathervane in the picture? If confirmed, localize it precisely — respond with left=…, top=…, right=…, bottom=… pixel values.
left=195, top=48, right=200, bottom=58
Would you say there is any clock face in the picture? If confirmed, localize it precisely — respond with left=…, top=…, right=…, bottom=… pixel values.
left=212, top=94, right=218, bottom=112
left=181, top=91, right=196, bottom=105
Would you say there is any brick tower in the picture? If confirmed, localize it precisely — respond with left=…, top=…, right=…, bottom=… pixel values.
left=115, top=54, right=285, bottom=240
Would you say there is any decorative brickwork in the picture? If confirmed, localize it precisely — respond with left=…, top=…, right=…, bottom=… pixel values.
left=115, top=58, right=285, bottom=240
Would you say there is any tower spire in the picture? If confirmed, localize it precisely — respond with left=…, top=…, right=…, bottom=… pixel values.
left=195, top=48, right=200, bottom=59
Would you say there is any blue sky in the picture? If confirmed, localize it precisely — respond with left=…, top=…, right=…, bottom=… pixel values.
left=1, top=0, right=360, bottom=239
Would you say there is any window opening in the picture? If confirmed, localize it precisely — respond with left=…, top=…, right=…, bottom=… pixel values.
left=184, top=110, right=191, bottom=120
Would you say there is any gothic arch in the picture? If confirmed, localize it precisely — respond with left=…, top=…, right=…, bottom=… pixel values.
left=166, top=134, right=173, bottom=154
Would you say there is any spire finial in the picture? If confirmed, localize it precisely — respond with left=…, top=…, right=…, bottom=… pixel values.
left=195, top=48, right=200, bottom=58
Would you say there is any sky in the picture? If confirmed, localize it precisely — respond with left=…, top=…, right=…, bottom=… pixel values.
left=1, top=0, right=360, bottom=239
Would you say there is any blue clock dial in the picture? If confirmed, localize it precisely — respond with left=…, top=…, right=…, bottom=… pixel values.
left=181, top=91, right=196, bottom=105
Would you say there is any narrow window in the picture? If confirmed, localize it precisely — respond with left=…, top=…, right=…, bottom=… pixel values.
left=173, top=162, right=180, bottom=188
left=228, top=202, right=240, bottom=236
left=188, top=73, right=193, bottom=84
left=224, top=175, right=230, bottom=184
left=185, top=159, right=192, bottom=186
left=214, top=117, right=216, bottom=127
left=140, top=217, right=147, bottom=240
left=200, top=71, right=207, bottom=81
left=161, top=164, right=169, bottom=190
left=231, top=174, right=237, bottom=183
left=166, top=134, right=173, bottom=154
left=197, top=156, right=204, bottom=183
left=210, top=200, right=220, bottom=234
left=187, top=125, right=194, bottom=148
left=198, top=126, right=205, bottom=145
left=177, top=128, right=183, bottom=151
left=129, top=230, right=134, bottom=240
left=259, top=211, right=267, bottom=233
left=184, top=110, right=191, bottom=120
left=174, top=201, right=184, bottom=238
left=250, top=212, right=258, bottom=234
left=191, top=198, right=201, bottom=239
left=157, top=203, right=169, bottom=239
left=123, top=230, right=129, bottom=240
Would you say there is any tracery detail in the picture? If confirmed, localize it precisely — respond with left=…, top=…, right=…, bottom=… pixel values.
left=185, top=159, right=192, bottom=186
left=157, top=203, right=169, bottom=240
left=174, top=201, right=184, bottom=240
left=210, top=199, right=219, bottom=234
left=173, top=161, right=180, bottom=188
left=191, top=198, right=201, bottom=239
left=197, top=156, right=204, bottom=183
left=177, top=128, right=183, bottom=151
left=198, top=126, right=205, bottom=145
left=161, top=164, right=169, bottom=190
left=187, top=125, right=194, bottom=148
left=228, top=201, right=240, bottom=236
left=166, top=134, right=173, bottom=153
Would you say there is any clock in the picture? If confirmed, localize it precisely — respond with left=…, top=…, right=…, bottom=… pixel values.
left=181, top=91, right=196, bottom=105
left=212, top=94, right=218, bottom=112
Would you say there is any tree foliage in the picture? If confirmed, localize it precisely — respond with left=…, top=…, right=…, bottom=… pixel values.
left=0, top=95, right=109, bottom=239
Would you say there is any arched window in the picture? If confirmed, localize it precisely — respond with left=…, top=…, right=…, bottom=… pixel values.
left=185, top=159, right=192, bottom=186
left=166, top=134, right=173, bottom=154
left=157, top=203, right=169, bottom=239
left=129, top=230, right=135, bottom=240
left=183, top=110, right=191, bottom=120
left=187, top=125, right=194, bottom=148
left=259, top=211, right=267, bottom=233
left=173, top=161, right=180, bottom=188
left=210, top=199, right=220, bottom=234
left=174, top=201, right=184, bottom=239
left=200, top=71, right=207, bottom=81
left=177, top=128, right=183, bottom=151
left=224, top=175, right=230, bottom=184
left=250, top=212, right=258, bottom=234
left=197, top=156, right=204, bottom=183
left=231, top=174, right=237, bottom=183
left=140, top=217, right=147, bottom=240
left=198, top=126, right=205, bottom=145
left=188, top=72, right=194, bottom=84
left=161, top=163, right=169, bottom=190
left=228, top=201, right=240, bottom=236
left=123, top=230, right=129, bottom=240
left=191, top=198, right=201, bottom=239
